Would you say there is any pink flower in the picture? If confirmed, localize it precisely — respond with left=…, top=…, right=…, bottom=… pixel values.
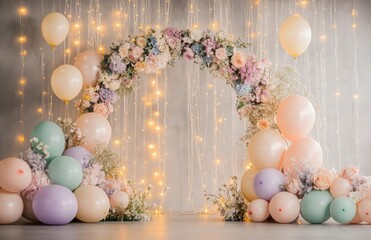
left=313, top=167, right=336, bottom=190
left=285, top=177, right=302, bottom=196
left=183, top=48, right=194, bottom=60
left=257, top=119, right=270, bottom=130
left=134, top=61, right=146, bottom=72
left=93, top=103, right=109, bottom=117
left=341, top=165, right=359, bottom=180
left=136, top=36, right=147, bottom=48
left=21, top=171, right=51, bottom=200
left=231, top=52, right=246, bottom=69
left=215, top=48, right=227, bottom=60
left=131, top=46, right=144, bottom=59
left=167, top=38, right=178, bottom=49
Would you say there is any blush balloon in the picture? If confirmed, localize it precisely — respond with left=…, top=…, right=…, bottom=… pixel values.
left=330, top=178, right=353, bottom=198
left=358, top=199, right=371, bottom=224
left=241, top=168, right=258, bottom=202
left=269, top=192, right=300, bottom=224
left=74, top=50, right=102, bottom=87
left=109, top=191, right=130, bottom=211
left=0, top=189, right=23, bottom=224
left=247, top=199, right=270, bottom=222
left=0, top=157, right=32, bottom=193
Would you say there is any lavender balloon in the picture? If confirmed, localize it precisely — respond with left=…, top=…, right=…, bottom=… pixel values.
left=63, top=146, right=92, bottom=168
left=32, top=185, right=78, bottom=225
left=253, top=168, right=285, bottom=201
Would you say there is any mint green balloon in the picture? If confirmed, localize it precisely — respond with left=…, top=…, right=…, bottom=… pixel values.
left=31, top=121, right=65, bottom=163
left=330, top=197, right=356, bottom=224
left=300, top=190, right=333, bottom=224
left=47, top=156, right=83, bottom=190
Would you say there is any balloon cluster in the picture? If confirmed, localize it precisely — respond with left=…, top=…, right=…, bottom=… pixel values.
left=241, top=95, right=371, bottom=224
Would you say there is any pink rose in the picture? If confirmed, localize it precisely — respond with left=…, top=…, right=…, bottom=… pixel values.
left=231, top=52, right=246, bottom=69
left=285, top=177, right=302, bottom=195
left=215, top=48, right=227, bottom=60
left=93, top=103, right=109, bottom=117
left=313, top=167, right=336, bottom=190
left=257, top=119, right=270, bottom=130
left=183, top=48, right=194, bottom=60
left=131, top=46, right=144, bottom=59
left=167, top=38, right=178, bottom=49
left=341, top=165, right=359, bottom=180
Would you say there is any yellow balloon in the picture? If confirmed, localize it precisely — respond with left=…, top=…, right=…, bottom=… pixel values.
left=41, top=12, right=69, bottom=47
left=279, top=15, right=311, bottom=58
left=74, top=185, right=110, bottom=223
left=241, top=168, right=258, bottom=202
left=51, top=65, right=83, bottom=101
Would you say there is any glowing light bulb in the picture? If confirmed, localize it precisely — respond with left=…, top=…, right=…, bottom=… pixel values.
left=148, top=144, right=155, bottom=150
left=74, top=23, right=80, bottom=28
left=299, top=0, right=308, bottom=8
left=18, top=36, right=26, bottom=43
left=352, top=23, right=357, bottom=29
left=354, top=94, right=359, bottom=99
left=154, top=172, right=159, bottom=177
left=37, top=108, right=43, bottom=113
left=19, top=7, right=27, bottom=15
left=336, top=92, right=340, bottom=96
left=17, top=134, right=25, bottom=143
left=65, top=49, right=71, bottom=54
left=148, top=120, right=154, bottom=126
left=159, top=181, right=163, bottom=186
left=74, top=40, right=80, bottom=45
left=19, top=78, right=26, bottom=86
left=320, top=35, right=327, bottom=41
left=114, top=139, right=120, bottom=145
left=155, top=126, right=161, bottom=131
left=152, top=152, right=157, bottom=158
left=154, top=112, right=160, bottom=116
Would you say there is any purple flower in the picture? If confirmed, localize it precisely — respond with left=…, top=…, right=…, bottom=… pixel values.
left=99, top=88, right=118, bottom=103
left=109, top=52, right=126, bottom=74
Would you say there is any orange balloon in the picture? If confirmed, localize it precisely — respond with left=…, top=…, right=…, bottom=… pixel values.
left=248, top=129, right=287, bottom=170
left=241, top=168, right=258, bottom=202
left=330, top=178, right=353, bottom=198
left=0, top=157, right=32, bottom=193
left=283, top=137, right=323, bottom=173
left=276, top=95, right=315, bottom=142
left=0, top=189, right=23, bottom=224
left=269, top=192, right=300, bottom=223
left=76, top=113, right=112, bottom=152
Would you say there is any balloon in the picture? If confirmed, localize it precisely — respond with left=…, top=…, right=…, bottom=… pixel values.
left=248, top=129, right=288, bottom=170
left=241, top=168, right=258, bottom=202
left=31, top=121, right=65, bottom=163
left=279, top=15, right=311, bottom=57
left=0, top=157, right=32, bottom=192
left=41, top=12, right=69, bottom=47
left=74, top=50, right=102, bottom=87
left=47, top=156, right=83, bottom=191
left=247, top=199, right=270, bottom=222
left=74, top=185, right=110, bottom=223
left=350, top=202, right=363, bottom=224
left=32, top=185, right=78, bottom=225
left=330, top=197, right=356, bottom=224
left=358, top=199, right=371, bottom=224
left=63, top=146, right=92, bottom=168
left=330, top=178, right=353, bottom=198
left=0, top=189, right=23, bottom=224
left=76, top=113, right=112, bottom=152
left=300, top=190, right=333, bottom=224
left=283, top=137, right=323, bottom=173
left=276, top=95, right=315, bottom=142
left=269, top=192, right=300, bottom=223
left=22, top=197, right=39, bottom=222
left=109, top=191, right=130, bottom=211
left=253, top=168, right=285, bottom=201
left=51, top=64, right=83, bottom=101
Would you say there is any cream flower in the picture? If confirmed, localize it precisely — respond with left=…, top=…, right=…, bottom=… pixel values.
left=131, top=46, right=144, bottom=59
left=93, top=103, right=109, bottom=117
left=119, top=46, right=129, bottom=58
left=134, top=61, right=146, bottom=72
left=313, top=167, right=336, bottom=190
left=136, top=36, right=148, bottom=48
left=231, top=52, right=246, bottom=69
left=215, top=48, right=227, bottom=60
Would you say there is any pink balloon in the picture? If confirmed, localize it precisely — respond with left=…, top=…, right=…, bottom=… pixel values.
left=283, top=137, right=323, bottom=173
left=330, top=178, right=353, bottom=198
left=248, top=129, right=287, bottom=170
left=269, top=192, right=300, bottom=223
left=0, top=157, right=32, bottom=193
left=241, top=168, right=258, bottom=202
left=109, top=191, right=130, bottom=211
left=76, top=112, right=112, bottom=152
left=350, top=202, right=363, bottom=224
left=0, top=189, right=23, bottom=224
left=276, top=95, right=315, bottom=142
left=358, top=199, right=371, bottom=224
left=74, top=50, right=102, bottom=87
left=247, top=199, right=270, bottom=222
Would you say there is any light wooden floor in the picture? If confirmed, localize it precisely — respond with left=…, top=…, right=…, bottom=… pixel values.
left=1, top=214, right=371, bottom=240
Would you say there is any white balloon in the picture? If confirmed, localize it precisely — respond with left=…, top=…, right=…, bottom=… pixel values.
left=279, top=15, right=311, bottom=57
left=51, top=65, right=83, bottom=101
left=41, top=12, right=69, bottom=47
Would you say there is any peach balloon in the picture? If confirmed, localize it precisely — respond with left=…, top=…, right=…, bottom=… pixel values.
left=76, top=113, right=112, bottom=152
left=247, top=199, right=270, bottom=222
left=0, top=157, right=32, bottom=193
left=283, top=137, right=323, bottom=173
left=51, top=64, right=83, bottom=101
left=74, top=185, right=110, bottom=223
left=248, top=129, right=287, bottom=170
left=350, top=202, right=363, bottom=224
left=358, top=199, right=371, bottom=224
left=41, top=12, right=69, bottom=47
left=74, top=50, right=102, bottom=87
left=269, top=192, right=300, bottom=224
left=0, top=189, right=23, bottom=224
left=276, top=95, right=315, bottom=142
left=22, top=197, right=39, bottom=222
left=241, top=168, right=258, bottom=202
left=330, top=178, right=353, bottom=198
left=109, top=191, right=130, bottom=211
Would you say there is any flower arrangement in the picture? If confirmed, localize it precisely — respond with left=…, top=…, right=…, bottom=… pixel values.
left=205, top=176, right=248, bottom=221
left=56, top=117, right=83, bottom=148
